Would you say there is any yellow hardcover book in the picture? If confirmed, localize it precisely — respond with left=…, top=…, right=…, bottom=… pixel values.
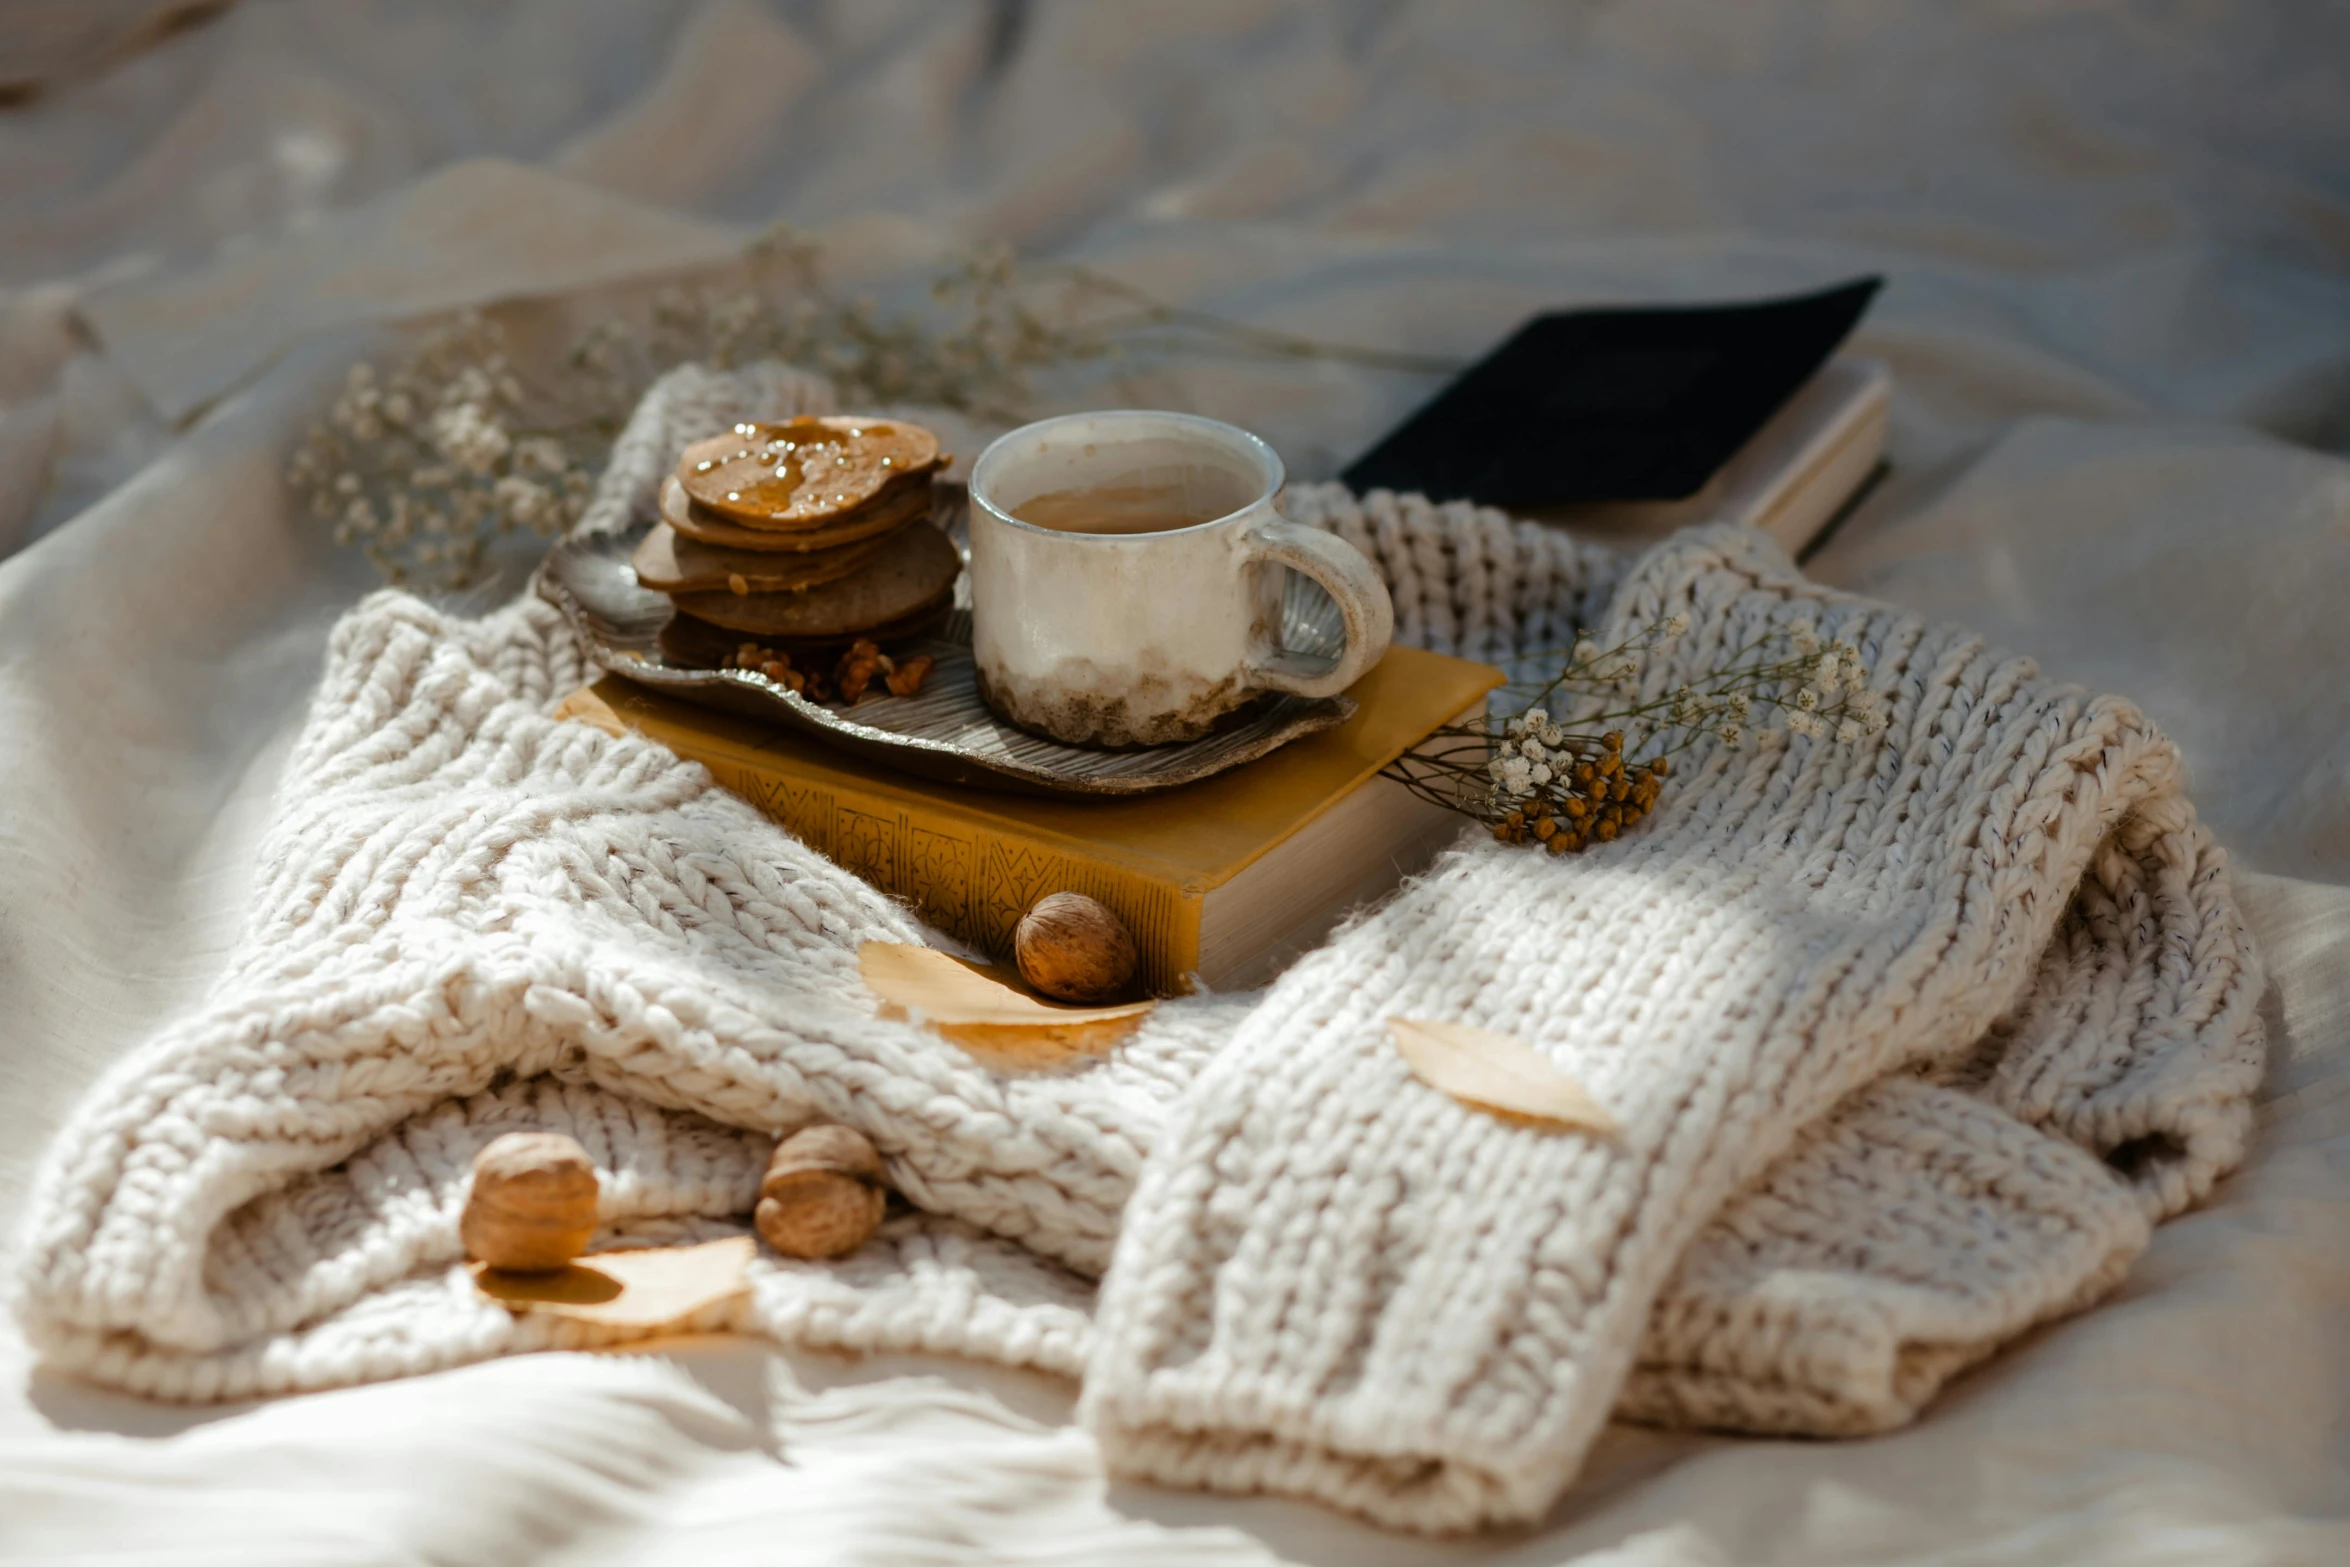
left=557, top=646, right=1502, bottom=993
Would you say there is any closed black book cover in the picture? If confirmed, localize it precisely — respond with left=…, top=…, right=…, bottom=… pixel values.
left=1341, top=277, right=1881, bottom=509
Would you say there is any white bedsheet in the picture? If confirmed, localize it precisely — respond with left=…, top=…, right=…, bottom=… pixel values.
left=3, top=3, right=2347, bottom=1561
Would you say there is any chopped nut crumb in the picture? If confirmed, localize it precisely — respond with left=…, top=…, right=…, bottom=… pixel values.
left=833, top=639, right=885, bottom=702
left=721, top=635, right=934, bottom=705
left=884, top=654, right=935, bottom=697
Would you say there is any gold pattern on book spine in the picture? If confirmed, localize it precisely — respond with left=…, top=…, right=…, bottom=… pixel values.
left=713, top=762, right=1189, bottom=990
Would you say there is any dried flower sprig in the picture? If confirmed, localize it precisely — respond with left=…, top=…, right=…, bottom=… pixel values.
left=563, top=230, right=1093, bottom=425
left=570, top=227, right=1463, bottom=427
left=1388, top=615, right=1889, bottom=854
left=299, top=226, right=1461, bottom=589
left=286, top=312, right=599, bottom=588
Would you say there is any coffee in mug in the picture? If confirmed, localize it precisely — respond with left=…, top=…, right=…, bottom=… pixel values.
left=967, top=411, right=1394, bottom=748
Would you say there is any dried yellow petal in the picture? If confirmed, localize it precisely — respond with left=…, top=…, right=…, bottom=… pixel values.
left=472, top=1235, right=753, bottom=1328
left=1388, top=1017, right=1618, bottom=1134
left=859, top=941, right=1155, bottom=1063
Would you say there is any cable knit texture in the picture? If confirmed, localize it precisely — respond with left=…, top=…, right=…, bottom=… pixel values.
left=1083, top=506, right=2263, bottom=1530
left=12, top=366, right=2262, bottom=1534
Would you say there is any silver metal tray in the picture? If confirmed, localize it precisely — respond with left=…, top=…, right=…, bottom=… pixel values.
left=535, top=512, right=1355, bottom=796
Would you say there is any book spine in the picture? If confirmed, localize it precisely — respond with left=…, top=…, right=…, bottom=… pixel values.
left=701, top=758, right=1202, bottom=992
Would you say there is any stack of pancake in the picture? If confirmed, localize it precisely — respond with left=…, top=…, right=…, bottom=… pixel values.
left=637, top=416, right=961, bottom=673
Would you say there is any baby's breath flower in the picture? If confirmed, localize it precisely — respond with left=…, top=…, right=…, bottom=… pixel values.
left=512, top=436, right=566, bottom=475
left=289, top=309, right=609, bottom=589
left=333, top=400, right=383, bottom=442
left=1393, top=596, right=1888, bottom=856
left=430, top=402, right=510, bottom=474
left=492, top=475, right=560, bottom=534
left=441, top=367, right=480, bottom=406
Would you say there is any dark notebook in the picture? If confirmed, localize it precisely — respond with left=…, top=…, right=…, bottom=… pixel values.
left=1341, top=277, right=1881, bottom=509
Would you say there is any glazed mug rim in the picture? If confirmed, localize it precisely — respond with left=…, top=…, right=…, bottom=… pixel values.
left=968, top=409, right=1286, bottom=544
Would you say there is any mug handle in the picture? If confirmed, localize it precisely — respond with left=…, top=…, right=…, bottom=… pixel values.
left=1240, top=519, right=1395, bottom=699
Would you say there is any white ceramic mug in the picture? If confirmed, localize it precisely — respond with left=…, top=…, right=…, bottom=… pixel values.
left=967, top=410, right=1394, bottom=748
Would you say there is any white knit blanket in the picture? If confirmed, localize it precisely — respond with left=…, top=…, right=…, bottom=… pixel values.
left=12, top=366, right=2265, bottom=1532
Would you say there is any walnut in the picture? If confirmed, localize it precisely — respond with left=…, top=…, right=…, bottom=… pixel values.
left=884, top=653, right=935, bottom=697
left=462, top=1132, right=600, bottom=1272
left=1014, top=892, right=1138, bottom=1004
left=756, top=1124, right=888, bottom=1259
left=833, top=638, right=886, bottom=703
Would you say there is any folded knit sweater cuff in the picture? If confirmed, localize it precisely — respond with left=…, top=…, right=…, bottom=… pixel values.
left=1081, top=526, right=2264, bottom=1533
left=1083, top=1073, right=2159, bottom=1529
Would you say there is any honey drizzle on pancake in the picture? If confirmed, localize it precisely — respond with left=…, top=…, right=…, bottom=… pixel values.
left=679, top=417, right=940, bottom=527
